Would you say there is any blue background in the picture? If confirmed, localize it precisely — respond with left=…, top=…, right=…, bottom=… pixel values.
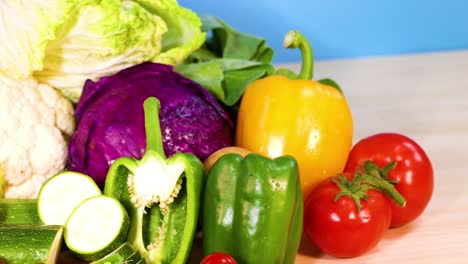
left=179, top=0, right=468, bottom=63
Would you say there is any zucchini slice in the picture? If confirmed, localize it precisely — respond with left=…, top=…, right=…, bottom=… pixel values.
left=125, top=251, right=143, bottom=263
left=0, top=225, right=63, bottom=264
left=91, top=242, right=138, bottom=264
left=38, top=171, right=102, bottom=225
left=64, top=195, right=130, bottom=261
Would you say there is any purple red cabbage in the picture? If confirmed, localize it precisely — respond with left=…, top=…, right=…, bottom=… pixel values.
left=67, top=62, right=233, bottom=187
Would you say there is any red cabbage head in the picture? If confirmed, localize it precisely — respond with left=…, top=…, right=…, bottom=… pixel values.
left=67, top=62, right=233, bottom=187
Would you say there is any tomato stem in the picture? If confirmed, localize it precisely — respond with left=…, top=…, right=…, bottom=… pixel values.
left=362, top=161, right=399, bottom=184
left=360, top=161, right=406, bottom=207
left=283, top=30, right=314, bottom=80
left=332, top=173, right=372, bottom=212
left=332, top=162, right=406, bottom=212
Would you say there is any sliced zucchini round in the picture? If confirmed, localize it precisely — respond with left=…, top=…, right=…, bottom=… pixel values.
left=64, top=195, right=130, bottom=261
left=90, top=242, right=137, bottom=264
left=38, top=171, right=102, bottom=225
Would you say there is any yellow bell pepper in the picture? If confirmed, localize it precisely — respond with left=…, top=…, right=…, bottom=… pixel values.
left=235, top=30, right=353, bottom=198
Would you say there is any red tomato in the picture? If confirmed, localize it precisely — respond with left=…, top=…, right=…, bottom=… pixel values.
left=344, top=132, right=434, bottom=227
left=303, top=173, right=392, bottom=258
left=201, top=252, right=237, bottom=264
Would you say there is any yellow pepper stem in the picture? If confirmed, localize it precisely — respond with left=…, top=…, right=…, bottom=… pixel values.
left=283, top=30, right=314, bottom=80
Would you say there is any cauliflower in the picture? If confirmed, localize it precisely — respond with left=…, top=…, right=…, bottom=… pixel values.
left=0, top=74, right=75, bottom=198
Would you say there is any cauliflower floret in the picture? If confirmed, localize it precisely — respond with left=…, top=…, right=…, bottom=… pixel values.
left=0, top=74, right=75, bottom=198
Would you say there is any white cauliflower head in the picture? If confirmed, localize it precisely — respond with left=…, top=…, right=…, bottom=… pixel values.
left=0, top=74, right=75, bottom=198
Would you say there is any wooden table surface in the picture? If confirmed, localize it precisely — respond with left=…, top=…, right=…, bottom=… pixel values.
left=283, top=50, right=468, bottom=263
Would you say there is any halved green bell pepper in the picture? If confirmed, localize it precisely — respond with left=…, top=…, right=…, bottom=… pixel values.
left=104, top=97, right=204, bottom=264
left=202, top=153, right=303, bottom=264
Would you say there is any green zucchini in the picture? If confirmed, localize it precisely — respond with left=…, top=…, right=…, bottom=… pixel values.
left=37, top=171, right=102, bottom=225
left=0, top=199, right=41, bottom=225
left=64, top=195, right=130, bottom=261
left=91, top=242, right=137, bottom=264
left=0, top=225, right=63, bottom=264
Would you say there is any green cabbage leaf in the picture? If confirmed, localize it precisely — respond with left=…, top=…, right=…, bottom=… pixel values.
left=0, top=0, right=205, bottom=102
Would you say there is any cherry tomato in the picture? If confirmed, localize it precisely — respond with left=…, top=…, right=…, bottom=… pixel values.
left=303, top=172, right=392, bottom=258
left=201, top=252, right=237, bottom=264
left=344, top=132, right=434, bottom=227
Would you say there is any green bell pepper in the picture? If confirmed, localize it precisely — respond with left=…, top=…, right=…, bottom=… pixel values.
left=104, top=97, right=204, bottom=264
left=202, top=153, right=303, bottom=264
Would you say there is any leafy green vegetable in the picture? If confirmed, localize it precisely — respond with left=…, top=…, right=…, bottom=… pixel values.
left=132, top=0, right=206, bottom=65
left=176, top=58, right=275, bottom=106
left=175, top=16, right=345, bottom=110
left=200, top=15, right=274, bottom=62
left=175, top=60, right=225, bottom=100
left=175, top=15, right=276, bottom=107
left=0, top=0, right=205, bottom=102
left=0, top=0, right=72, bottom=80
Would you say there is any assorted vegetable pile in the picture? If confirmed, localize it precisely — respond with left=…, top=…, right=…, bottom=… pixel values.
left=0, top=1, right=435, bottom=264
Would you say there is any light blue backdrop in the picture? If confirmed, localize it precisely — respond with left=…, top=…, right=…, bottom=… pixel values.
left=179, top=0, right=468, bottom=63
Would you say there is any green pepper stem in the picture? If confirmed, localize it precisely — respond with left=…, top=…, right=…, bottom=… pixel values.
left=283, top=30, right=314, bottom=80
left=143, top=97, right=166, bottom=159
